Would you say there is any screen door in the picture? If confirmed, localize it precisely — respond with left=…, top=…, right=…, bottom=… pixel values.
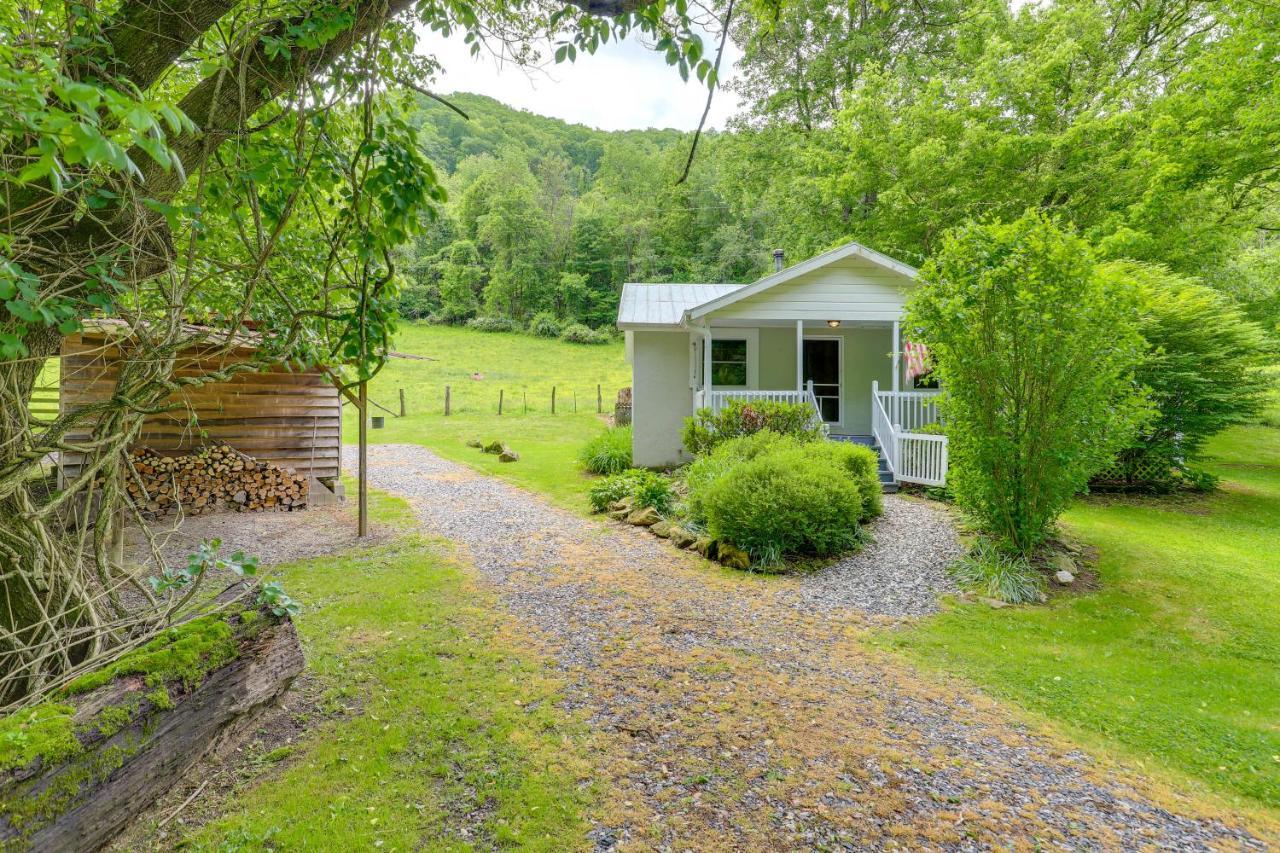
left=803, top=338, right=841, bottom=423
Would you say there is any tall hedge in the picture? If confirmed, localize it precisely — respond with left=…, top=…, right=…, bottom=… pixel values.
left=1100, top=261, right=1273, bottom=478
left=906, top=213, right=1149, bottom=554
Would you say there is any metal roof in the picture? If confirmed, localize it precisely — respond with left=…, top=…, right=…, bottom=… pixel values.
left=616, top=283, right=744, bottom=328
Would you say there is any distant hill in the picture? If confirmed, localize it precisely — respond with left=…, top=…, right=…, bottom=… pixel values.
left=408, top=92, right=690, bottom=177
left=393, top=92, right=771, bottom=330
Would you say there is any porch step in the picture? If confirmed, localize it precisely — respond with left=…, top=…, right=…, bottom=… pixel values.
left=830, top=434, right=898, bottom=493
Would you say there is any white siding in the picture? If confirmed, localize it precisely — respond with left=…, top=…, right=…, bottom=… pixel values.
left=631, top=330, right=694, bottom=468
left=709, top=257, right=910, bottom=323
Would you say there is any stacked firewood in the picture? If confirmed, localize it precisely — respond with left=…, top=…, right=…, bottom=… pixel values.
left=125, top=445, right=308, bottom=515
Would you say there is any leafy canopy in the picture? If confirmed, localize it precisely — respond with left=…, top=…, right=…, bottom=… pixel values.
left=906, top=212, right=1150, bottom=554
left=1101, top=261, right=1274, bottom=469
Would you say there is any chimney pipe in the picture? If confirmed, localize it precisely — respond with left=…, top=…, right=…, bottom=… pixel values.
left=773, top=249, right=785, bottom=272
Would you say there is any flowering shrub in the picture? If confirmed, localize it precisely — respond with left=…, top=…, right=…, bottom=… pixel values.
left=682, top=399, right=823, bottom=455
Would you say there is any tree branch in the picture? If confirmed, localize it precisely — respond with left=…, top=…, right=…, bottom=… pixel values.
left=79, top=0, right=239, bottom=93
left=677, top=0, right=736, bottom=185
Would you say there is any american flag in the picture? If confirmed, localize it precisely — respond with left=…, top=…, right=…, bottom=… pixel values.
left=904, top=340, right=932, bottom=381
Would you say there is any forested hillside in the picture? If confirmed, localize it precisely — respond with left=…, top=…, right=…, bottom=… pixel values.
left=394, top=93, right=772, bottom=329
left=398, top=0, right=1278, bottom=336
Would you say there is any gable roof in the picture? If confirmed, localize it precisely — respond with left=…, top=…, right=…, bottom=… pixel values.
left=617, top=283, right=744, bottom=329
left=686, top=241, right=918, bottom=322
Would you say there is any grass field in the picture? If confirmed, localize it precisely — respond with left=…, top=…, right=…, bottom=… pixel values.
left=185, top=487, right=591, bottom=849
left=357, top=326, right=1280, bottom=812
left=344, top=323, right=630, bottom=511
left=886, top=413, right=1280, bottom=812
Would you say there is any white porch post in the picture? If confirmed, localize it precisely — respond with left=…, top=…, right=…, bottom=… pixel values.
left=891, top=319, right=902, bottom=428
left=795, top=319, right=804, bottom=391
left=702, top=324, right=713, bottom=410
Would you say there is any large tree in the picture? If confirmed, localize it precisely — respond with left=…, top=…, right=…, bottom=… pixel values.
left=725, top=0, right=1280, bottom=282
left=0, top=0, right=728, bottom=704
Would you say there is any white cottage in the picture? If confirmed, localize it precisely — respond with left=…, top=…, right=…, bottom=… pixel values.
left=617, top=241, right=947, bottom=487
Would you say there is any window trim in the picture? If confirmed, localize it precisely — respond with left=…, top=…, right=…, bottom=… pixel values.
left=704, top=328, right=759, bottom=390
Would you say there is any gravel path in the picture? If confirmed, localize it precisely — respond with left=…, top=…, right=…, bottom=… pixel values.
left=790, top=494, right=962, bottom=617
left=350, top=444, right=1267, bottom=850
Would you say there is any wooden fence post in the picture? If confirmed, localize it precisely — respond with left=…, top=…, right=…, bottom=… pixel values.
left=573, top=390, right=578, bottom=413
left=358, top=381, right=368, bottom=538
left=523, top=391, right=527, bottom=414
left=498, top=389, right=504, bottom=416
left=399, top=388, right=406, bottom=417
left=551, top=386, right=556, bottom=414
left=445, top=385, right=451, bottom=416
left=597, top=384, right=602, bottom=413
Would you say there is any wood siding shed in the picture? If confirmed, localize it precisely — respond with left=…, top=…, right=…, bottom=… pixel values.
left=59, top=328, right=341, bottom=483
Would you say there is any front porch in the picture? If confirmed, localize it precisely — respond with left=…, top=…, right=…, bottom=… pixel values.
left=618, top=240, right=943, bottom=472
left=689, top=319, right=947, bottom=487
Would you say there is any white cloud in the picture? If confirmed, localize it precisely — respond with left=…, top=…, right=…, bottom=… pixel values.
left=414, top=24, right=742, bottom=132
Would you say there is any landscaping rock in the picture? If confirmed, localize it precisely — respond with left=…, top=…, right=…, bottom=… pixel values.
left=498, top=448, right=519, bottom=463
left=694, top=537, right=718, bottom=560
left=650, top=521, right=673, bottom=539
left=465, top=439, right=482, bottom=448
left=980, top=597, right=1010, bottom=609
left=626, top=506, right=661, bottom=526
left=607, top=508, right=630, bottom=521
left=607, top=498, right=633, bottom=514
left=1049, top=551, right=1077, bottom=581
left=482, top=440, right=504, bottom=454
left=717, top=543, right=751, bottom=570
left=668, top=526, right=697, bottom=549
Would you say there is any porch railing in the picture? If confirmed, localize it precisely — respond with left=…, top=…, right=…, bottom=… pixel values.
left=872, top=381, right=948, bottom=487
left=877, top=389, right=942, bottom=432
left=701, top=385, right=826, bottom=429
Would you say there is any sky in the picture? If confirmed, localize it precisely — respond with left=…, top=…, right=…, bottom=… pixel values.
left=414, top=25, right=743, bottom=132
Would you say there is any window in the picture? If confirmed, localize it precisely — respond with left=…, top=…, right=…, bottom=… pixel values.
left=710, top=339, right=748, bottom=386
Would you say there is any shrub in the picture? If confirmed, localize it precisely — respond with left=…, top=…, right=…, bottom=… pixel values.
left=630, top=471, right=675, bottom=514
left=906, top=212, right=1149, bottom=554
left=397, top=282, right=438, bottom=320
left=579, top=426, right=632, bottom=475
left=559, top=322, right=608, bottom=345
left=682, top=432, right=800, bottom=526
left=528, top=311, right=561, bottom=338
left=805, top=442, right=883, bottom=520
left=589, top=471, right=640, bottom=512
left=588, top=469, right=674, bottom=514
left=950, top=540, right=1046, bottom=604
left=1096, top=261, right=1273, bottom=485
left=703, top=452, right=864, bottom=563
left=466, top=316, right=516, bottom=333
left=682, top=399, right=824, bottom=456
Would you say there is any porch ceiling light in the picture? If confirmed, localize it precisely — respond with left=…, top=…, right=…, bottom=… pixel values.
left=826, top=320, right=841, bottom=328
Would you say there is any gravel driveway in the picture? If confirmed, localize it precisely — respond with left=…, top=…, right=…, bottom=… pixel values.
left=350, top=444, right=1266, bottom=850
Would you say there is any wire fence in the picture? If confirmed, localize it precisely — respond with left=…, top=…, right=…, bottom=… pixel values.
left=353, top=382, right=633, bottom=419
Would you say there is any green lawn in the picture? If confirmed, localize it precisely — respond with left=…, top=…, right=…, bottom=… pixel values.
left=886, top=419, right=1280, bottom=813
left=338, top=324, right=1280, bottom=814
left=346, top=323, right=630, bottom=511
left=185, top=487, right=591, bottom=850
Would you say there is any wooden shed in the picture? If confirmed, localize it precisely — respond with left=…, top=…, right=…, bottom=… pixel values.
left=58, top=321, right=342, bottom=487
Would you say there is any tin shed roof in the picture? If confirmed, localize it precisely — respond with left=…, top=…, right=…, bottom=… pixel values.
left=616, top=283, right=744, bottom=329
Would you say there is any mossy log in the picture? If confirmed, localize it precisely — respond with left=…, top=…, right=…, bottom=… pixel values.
left=0, top=604, right=303, bottom=851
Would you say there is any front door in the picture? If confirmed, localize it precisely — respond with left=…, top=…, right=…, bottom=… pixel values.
left=803, top=337, right=841, bottom=424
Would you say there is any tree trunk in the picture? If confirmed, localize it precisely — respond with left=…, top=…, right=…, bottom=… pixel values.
left=0, top=605, right=304, bottom=851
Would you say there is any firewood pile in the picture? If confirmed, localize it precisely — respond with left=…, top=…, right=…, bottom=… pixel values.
left=125, top=444, right=309, bottom=515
